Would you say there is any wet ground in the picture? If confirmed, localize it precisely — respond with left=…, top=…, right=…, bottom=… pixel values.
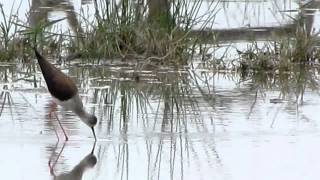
left=1, top=0, right=320, bottom=180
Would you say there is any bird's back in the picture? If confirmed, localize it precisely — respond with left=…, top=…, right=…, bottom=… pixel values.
left=34, top=49, right=78, bottom=101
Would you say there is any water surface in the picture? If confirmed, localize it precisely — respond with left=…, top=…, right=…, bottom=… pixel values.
left=0, top=0, right=320, bottom=180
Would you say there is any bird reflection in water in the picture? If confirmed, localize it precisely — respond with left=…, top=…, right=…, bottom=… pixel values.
left=48, top=142, right=97, bottom=180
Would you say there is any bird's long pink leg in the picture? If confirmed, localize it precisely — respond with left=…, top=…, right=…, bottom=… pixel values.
left=48, top=101, right=57, bottom=119
left=48, top=101, right=60, bottom=141
left=49, top=100, right=68, bottom=141
left=54, top=111, right=69, bottom=141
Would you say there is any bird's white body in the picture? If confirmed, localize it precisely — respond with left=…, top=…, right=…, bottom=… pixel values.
left=52, top=93, right=83, bottom=112
left=52, top=94, right=94, bottom=127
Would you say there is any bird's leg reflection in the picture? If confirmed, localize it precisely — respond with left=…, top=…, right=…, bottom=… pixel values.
left=48, top=141, right=66, bottom=176
left=48, top=142, right=97, bottom=179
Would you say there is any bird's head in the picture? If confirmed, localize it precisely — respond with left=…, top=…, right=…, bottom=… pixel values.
left=80, top=113, right=98, bottom=140
left=87, top=114, right=98, bottom=127
left=80, top=113, right=97, bottom=127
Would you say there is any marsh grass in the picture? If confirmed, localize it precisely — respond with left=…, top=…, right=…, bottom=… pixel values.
left=0, top=0, right=214, bottom=65
left=0, top=0, right=319, bottom=76
left=58, top=0, right=218, bottom=65
left=233, top=12, right=320, bottom=75
left=0, top=3, right=23, bottom=61
left=0, top=1, right=69, bottom=62
left=0, top=85, right=13, bottom=115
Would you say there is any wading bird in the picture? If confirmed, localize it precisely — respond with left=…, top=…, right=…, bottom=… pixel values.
left=34, top=48, right=97, bottom=141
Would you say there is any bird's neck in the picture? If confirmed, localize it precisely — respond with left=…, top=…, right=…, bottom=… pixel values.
left=75, top=108, right=88, bottom=118
left=74, top=109, right=91, bottom=124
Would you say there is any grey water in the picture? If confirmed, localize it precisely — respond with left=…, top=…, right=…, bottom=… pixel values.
left=1, top=0, right=320, bottom=180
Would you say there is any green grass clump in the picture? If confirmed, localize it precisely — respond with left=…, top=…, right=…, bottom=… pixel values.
left=235, top=16, right=320, bottom=76
left=70, top=0, right=215, bottom=65
left=1, top=0, right=320, bottom=72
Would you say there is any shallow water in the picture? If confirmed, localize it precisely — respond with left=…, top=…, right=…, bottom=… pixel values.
left=0, top=61, right=320, bottom=180
left=1, top=0, right=320, bottom=180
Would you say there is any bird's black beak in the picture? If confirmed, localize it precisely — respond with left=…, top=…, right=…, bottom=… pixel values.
left=91, top=127, right=97, bottom=142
